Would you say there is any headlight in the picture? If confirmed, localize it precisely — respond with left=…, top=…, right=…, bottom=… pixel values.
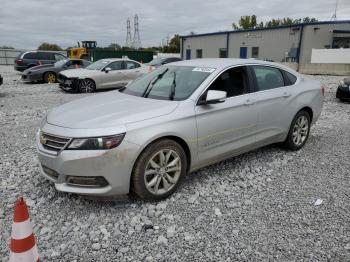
left=67, top=134, right=125, bottom=150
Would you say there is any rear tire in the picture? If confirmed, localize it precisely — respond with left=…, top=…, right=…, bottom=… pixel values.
left=131, top=139, right=187, bottom=200
left=78, top=79, right=96, bottom=93
left=283, top=110, right=311, bottom=150
left=43, top=72, right=57, bottom=83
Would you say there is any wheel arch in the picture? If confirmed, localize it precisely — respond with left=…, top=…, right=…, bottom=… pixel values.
left=299, top=106, right=313, bottom=122
left=131, top=135, right=192, bottom=174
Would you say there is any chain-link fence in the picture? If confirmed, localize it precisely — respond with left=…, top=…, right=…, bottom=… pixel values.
left=0, top=49, right=25, bottom=65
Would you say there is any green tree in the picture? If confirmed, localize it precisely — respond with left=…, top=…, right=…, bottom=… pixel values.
left=232, top=16, right=318, bottom=30
left=238, top=15, right=257, bottom=29
left=161, top=34, right=180, bottom=53
left=105, top=43, right=121, bottom=50
left=38, top=42, right=62, bottom=51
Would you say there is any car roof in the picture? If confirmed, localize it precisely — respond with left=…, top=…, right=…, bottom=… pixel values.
left=170, top=58, right=293, bottom=72
left=99, top=58, right=138, bottom=62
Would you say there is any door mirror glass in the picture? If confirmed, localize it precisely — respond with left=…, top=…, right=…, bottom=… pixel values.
left=104, top=67, right=111, bottom=73
left=200, top=90, right=227, bottom=105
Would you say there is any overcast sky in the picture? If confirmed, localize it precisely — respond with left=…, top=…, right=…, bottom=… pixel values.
left=0, top=0, right=349, bottom=49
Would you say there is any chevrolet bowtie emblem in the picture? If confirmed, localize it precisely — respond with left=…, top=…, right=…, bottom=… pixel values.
left=40, top=135, right=47, bottom=145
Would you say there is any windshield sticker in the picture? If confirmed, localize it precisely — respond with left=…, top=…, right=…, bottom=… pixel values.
left=192, top=67, right=216, bottom=73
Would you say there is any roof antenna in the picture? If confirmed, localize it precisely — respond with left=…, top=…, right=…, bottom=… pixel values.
left=331, top=0, right=338, bottom=21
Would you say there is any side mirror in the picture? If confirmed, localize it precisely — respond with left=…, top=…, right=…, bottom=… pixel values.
left=104, top=67, right=111, bottom=73
left=199, top=90, right=227, bottom=105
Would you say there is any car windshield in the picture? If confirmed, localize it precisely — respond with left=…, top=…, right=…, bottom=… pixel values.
left=86, top=60, right=110, bottom=70
left=54, top=59, right=69, bottom=68
left=121, top=66, right=214, bottom=101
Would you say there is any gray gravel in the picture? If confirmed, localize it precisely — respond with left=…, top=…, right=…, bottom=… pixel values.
left=0, top=65, right=349, bottom=261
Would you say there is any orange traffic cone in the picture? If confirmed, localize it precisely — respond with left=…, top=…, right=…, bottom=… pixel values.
left=9, top=197, right=40, bottom=262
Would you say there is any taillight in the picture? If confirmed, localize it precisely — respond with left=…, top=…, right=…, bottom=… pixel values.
left=321, top=84, right=326, bottom=96
left=16, top=59, right=23, bottom=65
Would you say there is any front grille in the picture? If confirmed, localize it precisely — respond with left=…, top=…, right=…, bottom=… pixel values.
left=40, top=132, right=70, bottom=152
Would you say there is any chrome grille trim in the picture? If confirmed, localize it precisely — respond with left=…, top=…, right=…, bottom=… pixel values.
left=40, top=132, right=71, bottom=152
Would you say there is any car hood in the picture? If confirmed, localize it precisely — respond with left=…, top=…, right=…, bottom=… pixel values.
left=23, top=64, right=53, bottom=74
left=46, top=91, right=179, bottom=129
left=60, top=68, right=98, bottom=78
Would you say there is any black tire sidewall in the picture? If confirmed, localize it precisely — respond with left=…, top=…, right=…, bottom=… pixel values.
left=285, top=110, right=311, bottom=150
left=131, top=139, right=187, bottom=200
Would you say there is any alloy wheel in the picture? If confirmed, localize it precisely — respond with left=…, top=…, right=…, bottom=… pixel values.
left=292, top=115, right=309, bottom=146
left=79, top=79, right=94, bottom=93
left=144, top=149, right=181, bottom=195
left=46, top=73, right=56, bottom=83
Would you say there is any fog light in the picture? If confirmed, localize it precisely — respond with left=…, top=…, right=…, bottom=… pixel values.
left=42, top=165, right=59, bottom=180
left=66, top=176, right=109, bottom=188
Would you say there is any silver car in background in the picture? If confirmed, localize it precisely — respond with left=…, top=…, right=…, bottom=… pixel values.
left=37, top=59, right=324, bottom=200
left=58, top=58, right=148, bottom=93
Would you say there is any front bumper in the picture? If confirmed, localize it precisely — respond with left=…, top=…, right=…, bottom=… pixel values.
left=21, top=73, right=42, bottom=82
left=58, top=77, right=79, bottom=92
left=36, top=128, right=141, bottom=197
left=336, top=85, right=350, bottom=101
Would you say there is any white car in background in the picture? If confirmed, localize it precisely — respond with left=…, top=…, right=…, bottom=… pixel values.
left=57, top=58, right=148, bottom=93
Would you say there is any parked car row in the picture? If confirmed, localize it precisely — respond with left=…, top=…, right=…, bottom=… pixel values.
left=21, top=58, right=91, bottom=83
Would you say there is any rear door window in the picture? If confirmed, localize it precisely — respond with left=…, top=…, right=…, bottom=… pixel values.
left=38, top=52, right=54, bottom=60
left=124, top=61, right=140, bottom=69
left=252, top=66, right=285, bottom=91
left=23, top=52, right=37, bottom=59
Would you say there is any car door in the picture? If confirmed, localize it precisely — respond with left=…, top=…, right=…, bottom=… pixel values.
left=99, top=61, right=124, bottom=89
left=250, top=65, right=294, bottom=143
left=37, top=52, right=54, bottom=65
left=122, top=61, right=143, bottom=85
left=195, top=66, right=258, bottom=164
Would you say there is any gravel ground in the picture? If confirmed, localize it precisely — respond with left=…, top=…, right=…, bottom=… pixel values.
left=0, top=65, right=349, bottom=261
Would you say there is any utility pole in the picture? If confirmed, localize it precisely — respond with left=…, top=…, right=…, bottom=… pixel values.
left=133, top=14, right=141, bottom=49
left=331, top=0, right=338, bottom=21
left=125, top=18, right=132, bottom=48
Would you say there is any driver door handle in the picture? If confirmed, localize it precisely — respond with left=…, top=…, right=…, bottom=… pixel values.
left=282, top=91, right=291, bottom=98
left=244, top=98, right=255, bottom=106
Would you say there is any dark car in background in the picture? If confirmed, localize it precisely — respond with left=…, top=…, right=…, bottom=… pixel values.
left=21, top=59, right=91, bottom=83
left=0, top=74, right=3, bottom=85
left=14, top=51, right=67, bottom=72
left=336, top=77, right=350, bottom=102
left=147, top=57, right=181, bottom=69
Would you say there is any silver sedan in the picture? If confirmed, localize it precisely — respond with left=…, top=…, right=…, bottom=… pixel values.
left=36, top=59, right=324, bottom=200
left=57, top=58, right=148, bottom=93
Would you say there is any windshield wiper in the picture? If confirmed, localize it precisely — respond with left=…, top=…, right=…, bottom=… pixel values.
left=169, top=71, right=176, bottom=101
left=142, top=68, right=169, bottom=98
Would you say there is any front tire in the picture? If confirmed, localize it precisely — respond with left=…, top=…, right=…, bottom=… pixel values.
left=284, top=110, right=311, bottom=150
left=78, top=79, right=96, bottom=93
left=131, top=139, right=187, bottom=200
